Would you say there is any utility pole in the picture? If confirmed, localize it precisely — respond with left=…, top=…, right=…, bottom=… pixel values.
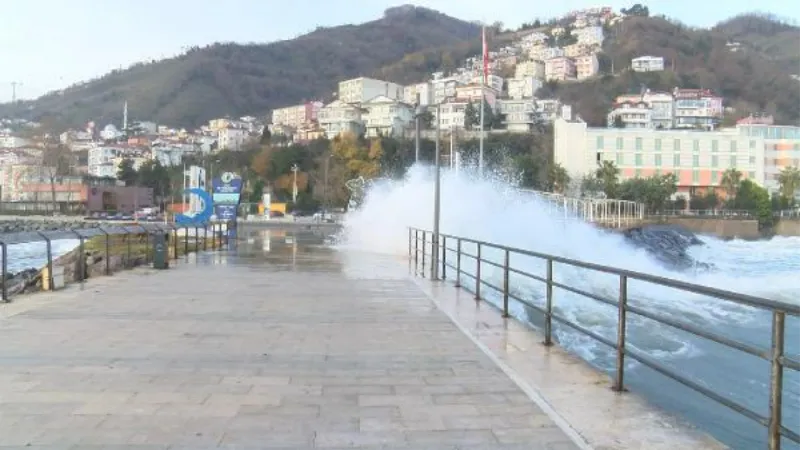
left=414, top=93, right=422, bottom=164
left=10, top=82, right=22, bottom=103
left=431, top=103, right=442, bottom=280
left=291, top=164, right=299, bottom=204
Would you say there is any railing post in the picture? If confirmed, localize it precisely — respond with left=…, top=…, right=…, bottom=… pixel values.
left=430, top=233, right=438, bottom=280
left=502, top=249, right=510, bottom=318
left=98, top=227, right=111, bottom=275
left=768, top=311, right=785, bottom=450
left=36, top=232, right=54, bottom=290
left=194, top=226, right=199, bottom=253
left=441, top=236, right=447, bottom=280
left=1, top=241, right=8, bottom=302
left=184, top=226, right=189, bottom=258
left=204, top=225, right=208, bottom=251
left=408, top=228, right=412, bottom=262
left=78, top=235, right=86, bottom=283
left=474, top=243, right=481, bottom=301
left=421, top=232, right=426, bottom=278
left=172, top=228, right=178, bottom=259
left=613, top=274, right=628, bottom=392
left=414, top=229, right=419, bottom=273
left=544, top=259, right=553, bottom=346
left=126, top=232, right=132, bottom=268
left=454, top=239, right=461, bottom=287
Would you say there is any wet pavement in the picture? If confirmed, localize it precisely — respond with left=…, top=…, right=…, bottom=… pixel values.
left=0, top=229, right=581, bottom=449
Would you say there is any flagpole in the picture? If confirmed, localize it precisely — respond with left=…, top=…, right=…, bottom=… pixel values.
left=479, top=25, right=487, bottom=176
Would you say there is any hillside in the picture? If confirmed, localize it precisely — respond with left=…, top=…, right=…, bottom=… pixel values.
left=538, top=15, right=800, bottom=126
left=714, top=14, right=800, bottom=76
left=0, top=6, right=479, bottom=128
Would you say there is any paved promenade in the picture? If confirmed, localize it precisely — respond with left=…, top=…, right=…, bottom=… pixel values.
left=0, top=232, right=580, bottom=449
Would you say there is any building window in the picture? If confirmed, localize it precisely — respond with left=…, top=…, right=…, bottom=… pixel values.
left=673, top=154, right=681, bottom=166
left=616, top=153, right=623, bottom=165
left=730, top=141, right=737, bottom=152
left=750, top=140, right=756, bottom=149
left=635, top=154, right=643, bottom=166
left=693, top=140, right=700, bottom=152
left=616, top=137, right=624, bottom=150
left=749, top=171, right=755, bottom=179
left=655, top=139, right=662, bottom=151
left=596, top=136, right=604, bottom=149
left=712, top=155, right=719, bottom=167
left=712, top=171, right=719, bottom=184
left=749, top=156, right=756, bottom=164
left=693, top=155, right=699, bottom=167
left=673, top=139, right=680, bottom=151
left=730, top=156, right=736, bottom=168
left=712, top=140, right=718, bottom=152
left=655, top=154, right=662, bottom=167
left=635, top=137, right=643, bottom=150
left=692, top=171, right=699, bottom=184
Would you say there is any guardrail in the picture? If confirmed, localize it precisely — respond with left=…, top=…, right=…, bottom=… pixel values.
left=0, top=221, right=234, bottom=302
left=408, top=227, right=799, bottom=450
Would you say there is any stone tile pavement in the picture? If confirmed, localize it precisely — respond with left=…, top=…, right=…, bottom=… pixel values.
left=0, top=238, right=581, bottom=449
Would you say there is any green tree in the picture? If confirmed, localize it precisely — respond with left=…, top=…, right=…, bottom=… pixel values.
left=617, top=174, right=677, bottom=213
left=464, top=98, right=495, bottom=130
left=595, top=161, right=620, bottom=198
left=721, top=168, right=743, bottom=205
left=734, top=179, right=773, bottom=228
left=42, top=143, right=75, bottom=214
left=546, top=163, right=571, bottom=194
left=137, top=160, right=171, bottom=205
left=777, top=166, right=800, bottom=206
left=117, top=158, right=138, bottom=186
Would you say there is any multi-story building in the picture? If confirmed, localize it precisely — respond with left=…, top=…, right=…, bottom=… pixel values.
left=607, top=101, right=653, bottom=128
left=515, top=60, right=546, bottom=80
left=88, top=146, right=121, bottom=178
left=403, top=82, right=433, bottom=106
left=431, top=75, right=462, bottom=105
left=0, top=164, right=51, bottom=201
left=218, top=127, right=249, bottom=151
left=0, top=136, right=31, bottom=148
left=673, top=88, right=723, bottom=130
left=545, top=57, right=577, bottom=81
left=532, top=47, right=565, bottom=62
left=338, top=77, right=403, bottom=104
left=573, top=26, right=604, bottom=46
left=631, top=56, right=665, bottom=72
left=536, top=99, right=564, bottom=123
left=361, top=95, right=414, bottom=138
left=642, top=91, right=675, bottom=129
left=507, top=77, right=543, bottom=100
left=454, top=84, right=499, bottom=109
left=575, top=54, right=599, bottom=80
left=431, top=100, right=468, bottom=130
left=317, top=100, right=364, bottom=139
left=470, top=74, right=504, bottom=93
left=497, top=99, right=539, bottom=132
left=554, top=118, right=767, bottom=198
left=271, top=102, right=323, bottom=129
left=737, top=125, right=800, bottom=193
left=519, top=31, right=548, bottom=49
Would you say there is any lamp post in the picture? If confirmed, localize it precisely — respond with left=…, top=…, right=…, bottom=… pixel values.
left=414, top=93, right=422, bottom=164
left=431, top=103, right=442, bottom=280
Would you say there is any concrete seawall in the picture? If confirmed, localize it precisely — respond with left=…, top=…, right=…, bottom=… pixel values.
left=623, top=217, right=800, bottom=240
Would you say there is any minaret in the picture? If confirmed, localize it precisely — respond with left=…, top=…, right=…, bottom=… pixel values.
left=123, top=101, right=128, bottom=131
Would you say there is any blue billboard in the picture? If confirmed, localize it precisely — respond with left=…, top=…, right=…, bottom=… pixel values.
left=211, top=172, right=242, bottom=221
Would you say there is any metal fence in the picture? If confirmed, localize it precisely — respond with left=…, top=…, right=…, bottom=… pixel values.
left=408, top=227, right=799, bottom=450
left=520, top=189, right=645, bottom=228
left=0, top=221, right=234, bottom=302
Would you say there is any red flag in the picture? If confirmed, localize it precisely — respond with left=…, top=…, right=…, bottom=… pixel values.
left=482, top=27, right=489, bottom=85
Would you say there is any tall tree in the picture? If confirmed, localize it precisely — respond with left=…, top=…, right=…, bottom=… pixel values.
left=547, top=163, right=571, bottom=194
left=595, top=160, right=620, bottom=198
left=777, top=166, right=800, bottom=205
left=721, top=168, right=743, bottom=204
left=41, top=143, right=74, bottom=214
left=117, top=158, right=138, bottom=186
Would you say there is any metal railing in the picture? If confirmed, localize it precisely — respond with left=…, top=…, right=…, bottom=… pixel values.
left=0, top=221, right=234, bottom=302
left=520, top=189, right=645, bottom=228
left=408, top=227, right=800, bottom=450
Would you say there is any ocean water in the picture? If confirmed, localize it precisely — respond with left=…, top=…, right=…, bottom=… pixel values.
left=337, top=165, right=800, bottom=450
left=2, top=239, right=80, bottom=274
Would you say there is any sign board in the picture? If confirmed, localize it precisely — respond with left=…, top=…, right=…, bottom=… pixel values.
left=211, top=172, right=242, bottom=221
left=214, top=204, right=238, bottom=221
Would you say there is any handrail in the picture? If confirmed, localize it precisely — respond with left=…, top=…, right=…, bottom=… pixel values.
left=0, top=220, right=233, bottom=302
left=407, top=227, right=799, bottom=450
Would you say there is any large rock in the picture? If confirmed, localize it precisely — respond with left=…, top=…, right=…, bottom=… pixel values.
left=622, top=225, right=710, bottom=271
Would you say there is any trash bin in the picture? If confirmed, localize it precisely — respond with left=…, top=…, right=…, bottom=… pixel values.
left=153, top=233, right=169, bottom=270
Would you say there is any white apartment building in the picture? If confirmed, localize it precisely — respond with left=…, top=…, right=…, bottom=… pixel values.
left=271, top=102, right=322, bottom=129
left=673, top=88, right=724, bottom=130
left=361, top=95, right=414, bottom=138
left=317, top=100, right=364, bottom=139
left=431, top=76, right=461, bottom=104
left=403, top=82, right=433, bottom=106
left=218, top=127, right=249, bottom=151
left=576, top=54, right=599, bottom=79
left=515, top=60, right=546, bottom=80
left=454, top=85, right=499, bottom=110
left=607, top=102, right=653, bottom=129
left=632, top=56, right=665, bottom=72
left=738, top=125, right=800, bottom=193
left=508, top=77, right=543, bottom=100
left=497, top=99, right=539, bottom=132
left=573, top=26, right=604, bottom=46
left=152, top=146, right=185, bottom=167
left=520, top=31, right=548, bottom=48
left=470, top=74, right=504, bottom=93
left=338, top=77, right=403, bottom=104
left=545, top=57, right=577, bottom=81
left=554, top=118, right=768, bottom=197
left=539, top=47, right=566, bottom=61
left=536, top=99, right=564, bottom=122
left=88, top=146, right=120, bottom=178
left=431, top=100, right=468, bottom=130
left=642, top=91, right=675, bottom=129
left=0, top=136, right=31, bottom=148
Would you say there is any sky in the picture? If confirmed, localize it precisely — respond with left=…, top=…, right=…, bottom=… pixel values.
left=1, top=0, right=798, bottom=103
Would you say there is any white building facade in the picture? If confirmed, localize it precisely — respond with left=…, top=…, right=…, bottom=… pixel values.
left=338, top=77, right=403, bottom=104
left=317, top=100, right=364, bottom=138
left=632, top=56, right=665, bottom=72
left=361, top=96, right=414, bottom=138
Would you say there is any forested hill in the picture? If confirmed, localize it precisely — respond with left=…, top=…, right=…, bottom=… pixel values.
left=0, top=6, right=480, bottom=128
